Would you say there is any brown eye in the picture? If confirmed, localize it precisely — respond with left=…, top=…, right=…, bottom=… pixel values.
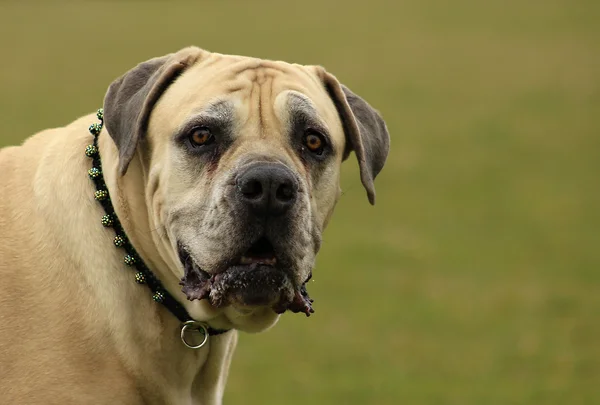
left=304, top=132, right=325, bottom=155
left=189, top=127, right=214, bottom=147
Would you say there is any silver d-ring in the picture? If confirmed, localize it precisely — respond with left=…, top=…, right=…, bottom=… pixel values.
left=180, top=320, right=209, bottom=349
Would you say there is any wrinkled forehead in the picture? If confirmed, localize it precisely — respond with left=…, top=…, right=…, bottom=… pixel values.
left=154, top=53, right=343, bottom=142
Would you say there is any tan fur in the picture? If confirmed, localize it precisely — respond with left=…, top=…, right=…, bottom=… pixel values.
left=0, top=47, right=388, bottom=404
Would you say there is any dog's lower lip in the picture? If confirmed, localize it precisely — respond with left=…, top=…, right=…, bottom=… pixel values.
left=180, top=252, right=314, bottom=315
left=178, top=242, right=315, bottom=314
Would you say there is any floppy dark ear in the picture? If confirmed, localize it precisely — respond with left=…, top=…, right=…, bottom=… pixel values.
left=103, top=47, right=204, bottom=175
left=319, top=70, right=390, bottom=205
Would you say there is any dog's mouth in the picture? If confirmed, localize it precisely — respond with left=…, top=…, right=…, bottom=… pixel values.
left=177, top=238, right=314, bottom=316
left=238, top=237, right=278, bottom=266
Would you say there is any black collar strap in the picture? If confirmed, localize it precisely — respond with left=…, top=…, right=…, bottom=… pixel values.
left=85, top=109, right=230, bottom=345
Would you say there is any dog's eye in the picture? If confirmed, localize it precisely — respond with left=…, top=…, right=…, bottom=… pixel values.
left=303, top=131, right=325, bottom=155
left=189, top=127, right=215, bottom=147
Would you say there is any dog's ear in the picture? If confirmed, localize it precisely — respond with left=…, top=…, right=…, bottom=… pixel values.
left=103, top=47, right=204, bottom=175
left=317, top=69, right=390, bottom=205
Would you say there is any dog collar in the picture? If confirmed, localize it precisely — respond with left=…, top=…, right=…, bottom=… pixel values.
left=85, top=109, right=230, bottom=348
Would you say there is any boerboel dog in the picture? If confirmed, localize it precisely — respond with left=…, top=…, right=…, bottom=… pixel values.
left=0, top=46, right=389, bottom=404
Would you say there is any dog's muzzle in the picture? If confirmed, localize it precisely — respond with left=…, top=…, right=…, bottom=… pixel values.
left=179, top=161, right=314, bottom=316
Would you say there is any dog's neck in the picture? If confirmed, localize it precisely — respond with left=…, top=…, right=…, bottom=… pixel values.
left=81, top=125, right=238, bottom=403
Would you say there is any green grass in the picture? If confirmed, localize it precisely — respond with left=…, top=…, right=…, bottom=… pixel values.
left=1, top=0, right=599, bottom=403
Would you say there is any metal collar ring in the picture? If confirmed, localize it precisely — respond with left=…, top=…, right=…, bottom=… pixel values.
left=180, top=320, right=209, bottom=349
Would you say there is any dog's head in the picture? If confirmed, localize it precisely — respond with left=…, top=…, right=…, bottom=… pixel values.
left=103, top=47, right=389, bottom=331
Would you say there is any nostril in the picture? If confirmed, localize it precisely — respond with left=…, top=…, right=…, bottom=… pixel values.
left=236, top=163, right=298, bottom=215
left=239, top=179, right=263, bottom=200
left=276, top=183, right=295, bottom=202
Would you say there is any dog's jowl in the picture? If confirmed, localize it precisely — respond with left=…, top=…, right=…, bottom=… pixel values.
left=0, top=47, right=389, bottom=404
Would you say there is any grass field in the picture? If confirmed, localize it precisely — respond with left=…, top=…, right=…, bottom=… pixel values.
left=1, top=1, right=599, bottom=403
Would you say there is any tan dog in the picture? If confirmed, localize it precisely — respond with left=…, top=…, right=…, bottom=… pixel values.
left=0, top=46, right=389, bottom=404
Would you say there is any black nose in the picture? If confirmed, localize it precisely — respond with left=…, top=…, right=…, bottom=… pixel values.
left=236, top=163, right=298, bottom=216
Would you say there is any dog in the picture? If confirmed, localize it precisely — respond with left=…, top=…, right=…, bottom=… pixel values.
left=0, top=46, right=389, bottom=404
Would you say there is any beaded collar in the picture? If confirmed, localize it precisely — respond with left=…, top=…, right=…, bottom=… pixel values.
left=85, top=109, right=229, bottom=349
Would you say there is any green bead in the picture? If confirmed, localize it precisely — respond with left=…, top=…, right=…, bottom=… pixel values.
left=94, top=190, right=109, bottom=201
left=101, top=214, right=114, bottom=227
left=114, top=235, right=126, bottom=247
left=124, top=254, right=137, bottom=266
left=134, top=272, right=146, bottom=284
left=152, top=291, right=165, bottom=303
left=97, top=108, right=104, bottom=121
left=88, top=167, right=101, bottom=179
left=85, top=144, right=98, bottom=158
left=89, top=123, right=102, bottom=136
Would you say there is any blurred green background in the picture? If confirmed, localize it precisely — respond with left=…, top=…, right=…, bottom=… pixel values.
left=1, top=0, right=598, bottom=403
